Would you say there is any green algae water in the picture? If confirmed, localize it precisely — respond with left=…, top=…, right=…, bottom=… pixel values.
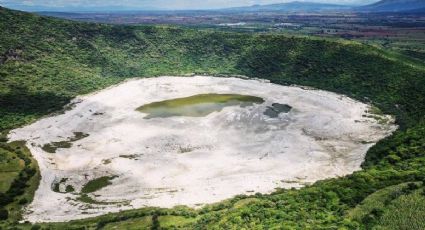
left=137, top=94, right=264, bottom=118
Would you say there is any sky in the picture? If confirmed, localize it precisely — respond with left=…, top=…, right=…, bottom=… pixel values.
left=0, top=0, right=380, bottom=11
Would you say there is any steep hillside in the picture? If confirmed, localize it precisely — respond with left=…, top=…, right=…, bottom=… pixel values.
left=1, top=6, right=423, bottom=131
left=0, top=6, right=424, bottom=229
left=360, top=0, right=425, bottom=12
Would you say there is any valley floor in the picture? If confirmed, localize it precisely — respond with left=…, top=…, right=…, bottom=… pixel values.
left=8, top=76, right=396, bottom=222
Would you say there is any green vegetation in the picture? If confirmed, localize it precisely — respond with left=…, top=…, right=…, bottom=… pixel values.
left=137, top=93, right=264, bottom=118
left=76, top=194, right=111, bottom=205
left=0, top=141, right=40, bottom=227
left=81, top=176, right=117, bottom=194
left=41, top=132, right=89, bottom=153
left=103, top=216, right=152, bottom=230
left=158, top=215, right=197, bottom=229
left=41, top=141, right=72, bottom=153
left=0, top=6, right=424, bottom=229
left=101, top=215, right=195, bottom=230
left=65, top=185, right=75, bottom=193
left=377, top=188, right=425, bottom=229
left=76, top=176, right=120, bottom=205
left=119, top=154, right=139, bottom=159
left=349, top=182, right=425, bottom=229
left=0, top=145, right=23, bottom=193
left=51, top=178, right=74, bottom=193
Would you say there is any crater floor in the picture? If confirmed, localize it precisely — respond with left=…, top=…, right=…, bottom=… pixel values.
left=9, top=76, right=397, bottom=222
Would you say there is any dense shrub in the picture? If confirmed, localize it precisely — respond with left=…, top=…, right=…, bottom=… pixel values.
left=0, top=209, right=8, bottom=221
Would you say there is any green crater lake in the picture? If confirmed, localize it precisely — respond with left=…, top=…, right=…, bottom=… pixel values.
left=137, top=94, right=265, bottom=119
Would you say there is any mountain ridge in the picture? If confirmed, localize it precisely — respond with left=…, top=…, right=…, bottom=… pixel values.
left=359, top=0, right=425, bottom=12
left=3, top=0, right=425, bottom=13
left=220, top=1, right=352, bottom=12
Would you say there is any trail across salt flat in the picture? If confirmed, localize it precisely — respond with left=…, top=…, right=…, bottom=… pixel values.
left=9, top=76, right=397, bottom=222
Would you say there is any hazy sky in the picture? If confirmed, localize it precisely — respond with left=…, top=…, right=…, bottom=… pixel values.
left=0, top=0, right=379, bottom=10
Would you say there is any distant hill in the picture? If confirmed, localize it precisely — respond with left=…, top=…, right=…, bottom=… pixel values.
left=0, top=4, right=159, bottom=12
left=406, top=7, right=425, bottom=13
left=221, top=1, right=352, bottom=12
left=359, top=0, right=425, bottom=12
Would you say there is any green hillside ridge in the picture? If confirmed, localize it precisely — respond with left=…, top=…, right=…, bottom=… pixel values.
left=0, top=6, right=424, bottom=229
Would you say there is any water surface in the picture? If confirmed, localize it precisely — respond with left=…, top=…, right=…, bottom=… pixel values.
left=137, top=93, right=264, bottom=118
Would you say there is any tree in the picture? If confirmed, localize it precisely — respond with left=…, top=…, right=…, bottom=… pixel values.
left=0, top=209, right=8, bottom=220
left=151, top=212, right=160, bottom=230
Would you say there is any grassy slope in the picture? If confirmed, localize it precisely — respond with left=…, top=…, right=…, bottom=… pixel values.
left=0, top=6, right=424, bottom=229
left=0, top=147, right=22, bottom=192
left=377, top=189, right=425, bottom=229
left=349, top=182, right=425, bottom=230
left=0, top=141, right=40, bottom=225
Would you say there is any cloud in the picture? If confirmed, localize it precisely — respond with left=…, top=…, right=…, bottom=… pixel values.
left=0, top=0, right=379, bottom=10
